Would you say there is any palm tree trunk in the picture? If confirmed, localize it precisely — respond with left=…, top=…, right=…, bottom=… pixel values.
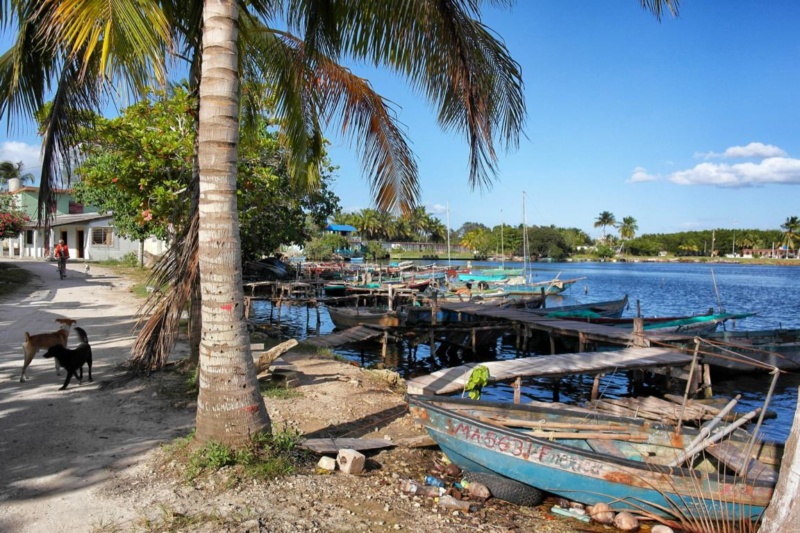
left=195, top=0, right=270, bottom=446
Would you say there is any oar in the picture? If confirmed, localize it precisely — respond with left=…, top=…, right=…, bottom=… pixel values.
left=680, top=394, right=741, bottom=455
left=668, top=407, right=761, bottom=467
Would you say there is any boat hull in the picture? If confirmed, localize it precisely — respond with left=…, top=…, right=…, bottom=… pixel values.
left=327, top=306, right=400, bottom=329
left=408, top=396, right=774, bottom=519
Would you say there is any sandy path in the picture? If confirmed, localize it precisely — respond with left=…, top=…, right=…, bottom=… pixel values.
left=0, top=259, right=194, bottom=532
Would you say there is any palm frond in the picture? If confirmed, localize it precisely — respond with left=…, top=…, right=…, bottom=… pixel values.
left=306, top=0, right=526, bottom=191
left=242, top=24, right=418, bottom=213
left=36, top=0, right=169, bottom=89
left=638, top=0, right=680, bottom=21
left=37, top=51, right=103, bottom=224
left=130, top=207, right=199, bottom=372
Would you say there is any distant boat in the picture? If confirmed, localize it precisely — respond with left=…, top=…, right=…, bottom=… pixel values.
left=566, top=311, right=755, bottom=336
left=408, top=395, right=779, bottom=520
left=502, top=276, right=585, bottom=296
left=479, top=267, right=524, bottom=276
left=327, top=306, right=400, bottom=329
left=458, top=272, right=509, bottom=283
left=698, top=328, right=800, bottom=372
left=523, top=295, right=629, bottom=319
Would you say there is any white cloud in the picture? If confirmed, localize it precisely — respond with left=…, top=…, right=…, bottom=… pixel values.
left=668, top=157, right=800, bottom=188
left=0, top=141, right=42, bottom=180
left=627, top=166, right=659, bottom=183
left=427, top=203, right=447, bottom=214
left=698, top=142, right=787, bottom=160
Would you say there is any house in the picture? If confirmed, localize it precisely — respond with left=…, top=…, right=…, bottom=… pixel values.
left=2, top=177, right=166, bottom=262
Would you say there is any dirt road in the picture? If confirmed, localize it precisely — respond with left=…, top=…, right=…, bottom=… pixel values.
left=0, top=259, right=194, bottom=532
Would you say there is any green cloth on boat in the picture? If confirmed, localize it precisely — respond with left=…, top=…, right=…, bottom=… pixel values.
left=545, top=310, right=602, bottom=318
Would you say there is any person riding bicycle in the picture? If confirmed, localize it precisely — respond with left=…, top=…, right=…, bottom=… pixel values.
left=55, top=239, right=69, bottom=277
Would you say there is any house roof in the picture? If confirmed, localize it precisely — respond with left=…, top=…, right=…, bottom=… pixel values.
left=26, top=213, right=113, bottom=228
left=326, top=224, right=357, bottom=232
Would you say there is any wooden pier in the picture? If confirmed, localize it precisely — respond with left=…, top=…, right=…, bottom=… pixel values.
left=406, top=347, right=695, bottom=396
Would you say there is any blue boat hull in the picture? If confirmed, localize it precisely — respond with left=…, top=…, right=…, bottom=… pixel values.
left=409, top=396, right=773, bottom=519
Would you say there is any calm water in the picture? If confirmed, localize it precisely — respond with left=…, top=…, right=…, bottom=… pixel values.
left=251, top=260, right=800, bottom=442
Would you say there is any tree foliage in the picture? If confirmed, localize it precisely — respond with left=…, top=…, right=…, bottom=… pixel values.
left=0, top=195, right=30, bottom=238
left=72, top=86, right=339, bottom=258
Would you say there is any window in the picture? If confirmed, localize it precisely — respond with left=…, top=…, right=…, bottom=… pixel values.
left=92, top=227, right=113, bottom=245
left=25, top=230, right=34, bottom=245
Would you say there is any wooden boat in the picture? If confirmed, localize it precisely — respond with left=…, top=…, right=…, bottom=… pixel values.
left=458, top=272, right=509, bottom=283
left=698, top=328, right=800, bottom=372
left=326, top=306, right=400, bottom=329
left=566, top=312, right=755, bottom=336
left=479, top=267, right=524, bottom=276
left=502, top=276, right=585, bottom=296
left=523, top=295, right=630, bottom=319
left=408, top=395, right=779, bottom=520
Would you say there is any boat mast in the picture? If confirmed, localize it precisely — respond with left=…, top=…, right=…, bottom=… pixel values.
left=500, top=209, right=505, bottom=268
left=446, top=202, right=451, bottom=267
left=522, top=191, right=529, bottom=283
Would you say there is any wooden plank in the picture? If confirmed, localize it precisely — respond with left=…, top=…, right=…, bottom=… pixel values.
left=705, top=442, right=779, bottom=484
left=406, top=347, right=694, bottom=396
left=300, top=438, right=395, bottom=454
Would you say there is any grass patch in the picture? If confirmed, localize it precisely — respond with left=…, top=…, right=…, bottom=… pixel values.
left=259, top=379, right=302, bottom=400
left=163, top=425, right=309, bottom=483
left=0, top=263, right=34, bottom=299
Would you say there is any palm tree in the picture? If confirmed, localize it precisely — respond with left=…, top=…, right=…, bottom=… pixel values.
left=1, top=0, right=679, bottom=448
left=781, top=216, right=799, bottom=257
left=618, top=216, right=638, bottom=241
left=594, top=211, right=616, bottom=242
left=0, top=160, right=35, bottom=190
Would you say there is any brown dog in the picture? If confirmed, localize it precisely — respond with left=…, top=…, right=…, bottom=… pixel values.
left=20, top=318, right=77, bottom=382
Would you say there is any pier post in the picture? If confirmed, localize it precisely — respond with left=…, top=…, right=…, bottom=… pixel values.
left=382, top=331, right=388, bottom=359
left=244, top=296, right=251, bottom=320
left=513, top=377, right=521, bottom=404
left=758, top=386, right=800, bottom=533
left=702, top=363, right=713, bottom=398
left=591, top=374, right=602, bottom=400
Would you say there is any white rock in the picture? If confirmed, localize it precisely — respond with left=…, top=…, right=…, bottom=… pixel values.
left=587, top=502, right=615, bottom=525
left=336, top=449, right=366, bottom=474
left=651, top=526, right=675, bottom=533
left=614, top=511, right=640, bottom=531
left=317, top=456, right=337, bottom=471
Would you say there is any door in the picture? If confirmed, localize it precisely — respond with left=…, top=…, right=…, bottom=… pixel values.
left=76, top=230, right=85, bottom=259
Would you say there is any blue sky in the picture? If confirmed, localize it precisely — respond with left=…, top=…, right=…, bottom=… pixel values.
left=2, top=2, right=799, bottom=238
left=323, top=1, right=800, bottom=237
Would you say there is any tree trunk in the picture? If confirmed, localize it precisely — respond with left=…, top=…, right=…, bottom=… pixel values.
left=758, top=386, right=800, bottom=532
left=195, top=0, right=270, bottom=446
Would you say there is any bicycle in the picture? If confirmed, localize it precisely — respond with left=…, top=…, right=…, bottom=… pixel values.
left=57, top=256, right=67, bottom=280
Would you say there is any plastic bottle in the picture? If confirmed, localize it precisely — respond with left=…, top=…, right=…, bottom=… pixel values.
left=400, top=479, right=424, bottom=494
left=437, top=495, right=472, bottom=512
left=425, top=475, right=446, bottom=488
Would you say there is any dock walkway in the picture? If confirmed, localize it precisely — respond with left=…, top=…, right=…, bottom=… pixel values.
left=437, top=302, right=695, bottom=348
left=406, top=347, right=695, bottom=396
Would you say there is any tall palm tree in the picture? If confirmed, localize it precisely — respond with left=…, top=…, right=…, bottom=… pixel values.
left=1, top=0, right=680, bottom=447
left=594, top=211, right=616, bottom=242
left=781, top=216, right=799, bottom=256
left=0, top=160, right=35, bottom=190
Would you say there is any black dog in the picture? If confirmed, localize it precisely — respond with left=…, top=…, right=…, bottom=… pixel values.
left=42, top=326, right=92, bottom=390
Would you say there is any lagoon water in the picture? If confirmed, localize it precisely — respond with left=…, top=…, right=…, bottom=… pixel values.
left=251, top=260, right=800, bottom=442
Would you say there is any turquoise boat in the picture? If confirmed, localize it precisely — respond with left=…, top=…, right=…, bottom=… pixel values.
left=458, top=272, right=509, bottom=282
left=409, top=395, right=779, bottom=520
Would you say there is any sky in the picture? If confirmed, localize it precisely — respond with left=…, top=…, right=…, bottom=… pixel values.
left=2, top=2, right=799, bottom=239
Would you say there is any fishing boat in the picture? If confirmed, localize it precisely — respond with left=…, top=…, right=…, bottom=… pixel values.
left=567, top=312, right=755, bottom=336
left=502, top=276, right=585, bottom=296
left=697, top=328, right=800, bottom=372
left=458, top=272, right=509, bottom=283
left=326, top=305, right=400, bottom=329
left=522, top=295, right=629, bottom=319
left=408, top=395, right=779, bottom=520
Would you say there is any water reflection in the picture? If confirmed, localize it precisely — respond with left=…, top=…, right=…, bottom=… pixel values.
left=250, top=261, right=800, bottom=442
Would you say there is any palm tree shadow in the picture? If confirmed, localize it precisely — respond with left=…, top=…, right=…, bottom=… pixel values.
left=303, top=404, right=409, bottom=440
